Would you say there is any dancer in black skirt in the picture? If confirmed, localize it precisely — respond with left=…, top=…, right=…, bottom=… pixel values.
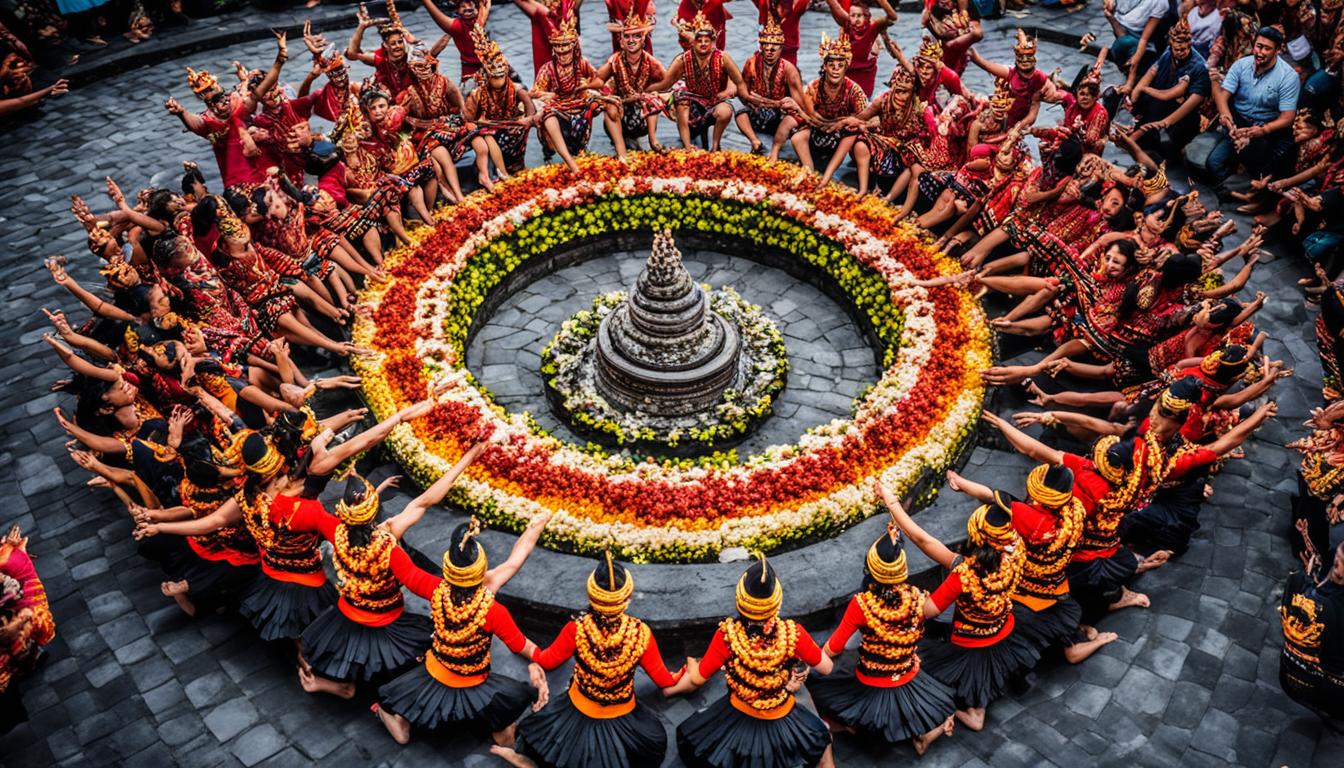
left=291, top=438, right=487, bottom=697
left=945, top=456, right=1121, bottom=664
left=879, top=480, right=1038, bottom=732
left=809, top=520, right=957, bottom=755
left=669, top=552, right=837, bottom=768
left=492, top=552, right=687, bottom=768
left=1279, top=540, right=1344, bottom=720
left=374, top=514, right=551, bottom=745
left=135, top=430, right=338, bottom=646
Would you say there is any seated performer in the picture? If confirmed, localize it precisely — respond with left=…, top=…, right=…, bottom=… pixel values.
left=967, top=30, right=1051, bottom=132
left=652, top=11, right=746, bottom=151
left=493, top=553, right=687, bottom=768
left=668, top=553, right=836, bottom=768
left=465, top=29, right=538, bottom=179
left=374, top=515, right=551, bottom=745
left=531, top=6, right=608, bottom=172
left=809, top=520, right=956, bottom=755
left=1279, top=540, right=1344, bottom=720
left=590, top=3, right=669, bottom=155
left=733, top=15, right=809, bottom=159
left=293, top=439, right=487, bottom=697
left=880, top=481, right=1039, bottom=732
left=792, top=34, right=868, bottom=188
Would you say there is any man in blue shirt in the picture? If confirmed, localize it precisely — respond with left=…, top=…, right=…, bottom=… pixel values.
left=1125, top=18, right=1211, bottom=156
left=1194, top=26, right=1299, bottom=186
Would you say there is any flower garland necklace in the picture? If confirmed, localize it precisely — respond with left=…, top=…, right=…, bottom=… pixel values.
left=855, top=585, right=924, bottom=677
left=958, top=545, right=1022, bottom=605
left=431, top=583, right=494, bottom=673
left=721, top=617, right=796, bottom=711
left=1020, top=496, right=1086, bottom=577
left=574, top=613, right=649, bottom=702
left=333, top=526, right=400, bottom=608
left=613, top=51, right=649, bottom=94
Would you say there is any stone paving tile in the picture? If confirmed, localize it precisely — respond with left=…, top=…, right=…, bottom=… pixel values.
left=2, top=3, right=1342, bottom=767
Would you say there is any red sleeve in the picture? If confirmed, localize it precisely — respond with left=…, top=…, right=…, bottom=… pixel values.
left=1169, top=448, right=1218, bottom=480
left=943, top=67, right=965, bottom=96
left=530, top=621, right=578, bottom=669
left=278, top=497, right=336, bottom=538
left=792, top=627, right=824, bottom=667
left=189, top=113, right=228, bottom=138
left=313, top=82, right=343, bottom=123
left=389, top=547, right=443, bottom=599
left=1010, top=500, right=1056, bottom=545
left=696, top=629, right=731, bottom=679
left=929, top=571, right=963, bottom=613
left=1062, top=452, right=1087, bottom=473
left=639, top=632, right=685, bottom=687
left=823, top=596, right=866, bottom=655
left=486, top=601, right=529, bottom=654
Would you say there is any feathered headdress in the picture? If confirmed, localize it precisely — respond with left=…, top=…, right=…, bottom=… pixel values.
left=608, top=0, right=654, bottom=34
left=917, top=37, right=943, bottom=63
left=379, top=0, right=404, bottom=37
left=675, top=9, right=718, bottom=40
left=471, top=26, right=510, bottom=78
left=547, top=0, right=580, bottom=45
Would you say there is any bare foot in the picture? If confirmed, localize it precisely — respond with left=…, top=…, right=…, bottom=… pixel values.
left=913, top=715, right=955, bottom=755
left=489, top=745, right=537, bottom=768
left=1063, top=631, right=1119, bottom=664
left=374, top=703, right=412, bottom=744
left=1081, top=624, right=1099, bottom=641
left=1109, top=586, right=1151, bottom=611
left=298, top=666, right=356, bottom=699
left=1136, top=550, right=1172, bottom=573
left=161, top=580, right=196, bottom=617
left=954, top=707, right=985, bottom=731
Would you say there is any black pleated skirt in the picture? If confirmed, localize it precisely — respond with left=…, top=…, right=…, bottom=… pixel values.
left=807, top=670, right=955, bottom=744
left=918, top=631, right=1040, bottom=710
left=300, top=607, right=433, bottom=682
left=1066, top=549, right=1139, bottom=621
left=139, top=535, right=258, bottom=609
left=1011, top=598, right=1085, bottom=653
left=517, top=689, right=667, bottom=768
left=675, top=694, right=831, bottom=768
left=1280, top=647, right=1344, bottom=720
left=1118, top=498, right=1200, bottom=557
left=238, top=576, right=338, bottom=642
left=378, top=666, right=535, bottom=737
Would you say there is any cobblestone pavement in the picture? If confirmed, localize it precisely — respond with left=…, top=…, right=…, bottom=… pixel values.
left=466, top=248, right=879, bottom=455
left=1, top=3, right=1342, bottom=767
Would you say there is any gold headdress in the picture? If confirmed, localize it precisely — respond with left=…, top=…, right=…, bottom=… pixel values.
left=819, top=32, right=852, bottom=63
left=735, top=551, right=783, bottom=621
left=990, top=78, right=1014, bottom=113
left=917, top=37, right=943, bottom=63
left=586, top=551, right=634, bottom=615
left=865, top=522, right=909, bottom=585
left=336, top=471, right=380, bottom=525
left=1092, top=435, right=1126, bottom=484
left=443, top=517, right=489, bottom=587
left=186, top=67, right=219, bottom=98
left=1014, top=28, right=1037, bottom=57
left=231, top=430, right=285, bottom=479
left=1026, top=463, right=1074, bottom=509
left=334, top=99, right=367, bottom=143
left=608, top=0, right=654, bottom=34
left=759, top=14, right=785, bottom=46
left=1157, top=386, right=1194, bottom=417
left=215, top=202, right=249, bottom=242
left=472, top=26, right=510, bottom=78
left=1140, top=161, right=1168, bottom=196
left=966, top=502, right=1016, bottom=549
left=676, top=9, right=717, bottom=40
left=100, top=259, right=139, bottom=290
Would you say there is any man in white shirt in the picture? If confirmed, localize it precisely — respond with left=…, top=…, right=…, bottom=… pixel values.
left=1105, top=0, right=1172, bottom=94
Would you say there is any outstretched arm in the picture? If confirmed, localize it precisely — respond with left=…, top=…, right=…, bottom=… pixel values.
left=384, top=441, right=488, bottom=539
left=135, top=497, right=243, bottom=539
left=483, top=511, right=554, bottom=592
left=876, top=479, right=956, bottom=568
left=1204, top=401, right=1277, bottom=456
left=982, top=410, right=1064, bottom=464
left=309, top=400, right=435, bottom=476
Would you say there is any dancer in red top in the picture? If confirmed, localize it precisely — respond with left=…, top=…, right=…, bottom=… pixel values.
left=750, top=0, right=809, bottom=64
left=590, top=3, right=669, bottom=155
left=493, top=553, right=687, bottom=768
left=420, top=0, right=490, bottom=83
left=292, top=437, right=488, bottom=697
left=675, top=0, right=729, bottom=51
left=650, top=11, right=747, bottom=151
left=968, top=29, right=1051, bottom=131
left=881, top=481, right=1039, bottom=732
left=374, top=513, right=552, bottom=745
left=347, top=2, right=417, bottom=98
left=667, top=553, right=836, bottom=768
left=822, top=0, right=896, bottom=97
left=733, top=15, right=810, bottom=159
left=810, top=522, right=956, bottom=755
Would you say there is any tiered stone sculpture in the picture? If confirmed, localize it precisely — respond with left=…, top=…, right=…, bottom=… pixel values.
left=594, top=230, right=742, bottom=415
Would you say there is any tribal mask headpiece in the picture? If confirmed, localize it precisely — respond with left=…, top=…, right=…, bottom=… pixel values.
left=759, top=14, right=786, bottom=46
left=471, top=27, right=510, bottom=79
left=918, top=37, right=943, bottom=63
left=186, top=67, right=219, bottom=98
left=819, top=32, right=853, bottom=63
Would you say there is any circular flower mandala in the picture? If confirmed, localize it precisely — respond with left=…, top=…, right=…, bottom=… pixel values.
left=352, top=151, right=991, bottom=563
